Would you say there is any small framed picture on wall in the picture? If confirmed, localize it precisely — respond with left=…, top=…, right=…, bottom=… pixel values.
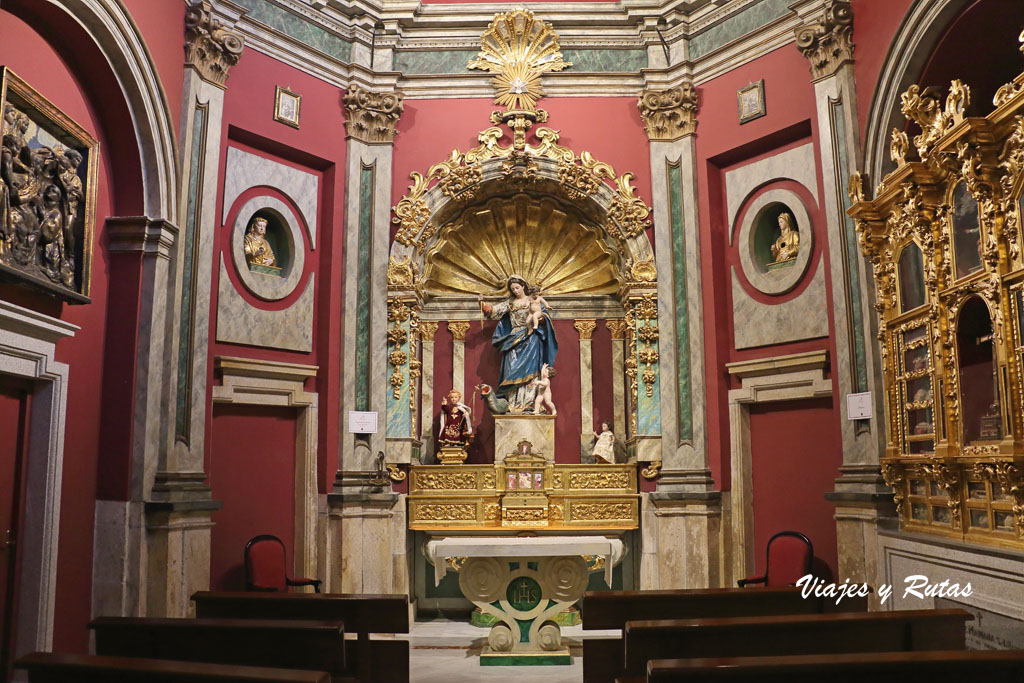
left=274, top=86, right=301, bottom=128
left=737, top=80, right=766, bottom=124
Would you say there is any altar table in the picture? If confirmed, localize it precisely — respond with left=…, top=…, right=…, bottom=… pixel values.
left=427, top=535, right=624, bottom=665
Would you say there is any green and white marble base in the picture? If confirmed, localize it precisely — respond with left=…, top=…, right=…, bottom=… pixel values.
left=494, top=414, right=555, bottom=462
left=480, top=647, right=571, bottom=666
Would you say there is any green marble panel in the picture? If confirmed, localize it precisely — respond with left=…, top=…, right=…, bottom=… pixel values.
left=689, top=0, right=792, bottom=60
left=235, top=0, right=351, bottom=61
left=669, top=163, right=693, bottom=442
left=175, top=106, right=207, bottom=441
left=561, top=49, right=647, bottom=73
left=637, top=335, right=662, bottom=436
left=832, top=100, right=868, bottom=393
left=394, top=48, right=645, bottom=75
left=393, top=50, right=476, bottom=75
left=355, top=167, right=373, bottom=411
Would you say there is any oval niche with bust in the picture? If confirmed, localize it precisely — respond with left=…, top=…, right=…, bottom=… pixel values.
left=736, top=190, right=814, bottom=296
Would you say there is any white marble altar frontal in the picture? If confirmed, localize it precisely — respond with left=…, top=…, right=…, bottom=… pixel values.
left=427, top=535, right=624, bottom=588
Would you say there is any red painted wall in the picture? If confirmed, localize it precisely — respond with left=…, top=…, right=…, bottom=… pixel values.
left=749, top=398, right=842, bottom=579
left=214, top=48, right=348, bottom=493
left=851, top=0, right=914, bottom=140
left=695, top=43, right=836, bottom=490
left=0, top=4, right=151, bottom=652
left=209, top=404, right=298, bottom=591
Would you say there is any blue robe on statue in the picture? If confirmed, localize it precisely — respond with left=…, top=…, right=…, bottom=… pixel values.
left=489, top=299, right=558, bottom=412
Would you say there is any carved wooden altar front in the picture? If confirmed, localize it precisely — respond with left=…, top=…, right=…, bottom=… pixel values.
left=408, top=453, right=639, bottom=531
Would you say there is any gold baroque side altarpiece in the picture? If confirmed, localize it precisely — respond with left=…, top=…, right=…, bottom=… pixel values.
left=849, top=31, right=1024, bottom=549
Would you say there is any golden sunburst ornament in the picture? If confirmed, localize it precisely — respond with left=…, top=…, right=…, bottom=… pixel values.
left=468, top=9, right=571, bottom=113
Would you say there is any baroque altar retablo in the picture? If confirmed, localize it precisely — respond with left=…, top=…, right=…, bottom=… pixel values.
left=408, top=452, right=639, bottom=531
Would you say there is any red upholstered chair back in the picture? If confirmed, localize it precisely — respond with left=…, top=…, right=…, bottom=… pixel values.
left=245, top=535, right=288, bottom=592
left=764, top=531, right=813, bottom=587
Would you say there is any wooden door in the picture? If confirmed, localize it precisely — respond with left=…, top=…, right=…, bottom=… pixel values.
left=0, top=380, right=29, bottom=679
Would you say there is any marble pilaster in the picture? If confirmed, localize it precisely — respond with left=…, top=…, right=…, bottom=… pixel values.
left=419, top=322, right=438, bottom=463
left=796, top=3, right=894, bottom=563
left=334, top=86, right=404, bottom=595
left=641, top=86, right=712, bottom=493
left=449, top=321, right=470, bottom=396
left=575, top=319, right=596, bottom=460
left=606, top=319, right=628, bottom=451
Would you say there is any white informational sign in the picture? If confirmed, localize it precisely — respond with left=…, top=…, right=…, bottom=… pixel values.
left=348, top=411, right=378, bottom=434
left=847, top=392, right=873, bottom=420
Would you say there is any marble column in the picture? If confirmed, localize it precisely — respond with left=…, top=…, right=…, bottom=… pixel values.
left=331, top=84, right=405, bottom=593
left=605, top=319, right=629, bottom=448
left=638, top=83, right=719, bottom=588
left=93, top=1, right=242, bottom=619
left=792, top=0, right=893, bottom=587
left=575, top=319, right=597, bottom=460
left=418, top=322, right=438, bottom=463
left=449, top=321, right=471, bottom=396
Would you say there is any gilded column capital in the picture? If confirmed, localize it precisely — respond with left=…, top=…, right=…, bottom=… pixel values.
left=448, top=321, right=471, bottom=341
left=418, top=321, right=439, bottom=342
left=638, top=83, right=698, bottom=141
left=343, top=86, right=404, bottom=144
left=574, top=319, right=597, bottom=341
left=184, top=1, right=244, bottom=87
left=605, top=318, right=629, bottom=340
left=794, top=1, right=854, bottom=81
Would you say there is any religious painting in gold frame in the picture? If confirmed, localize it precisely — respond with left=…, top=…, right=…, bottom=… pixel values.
left=274, top=86, right=301, bottom=129
left=0, top=66, right=98, bottom=303
left=737, top=80, right=766, bottom=124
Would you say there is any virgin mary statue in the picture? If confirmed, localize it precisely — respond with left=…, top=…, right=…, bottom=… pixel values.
left=477, top=275, right=558, bottom=414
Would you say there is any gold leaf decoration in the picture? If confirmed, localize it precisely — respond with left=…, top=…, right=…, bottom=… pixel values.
left=421, top=194, right=623, bottom=298
left=467, top=9, right=571, bottom=113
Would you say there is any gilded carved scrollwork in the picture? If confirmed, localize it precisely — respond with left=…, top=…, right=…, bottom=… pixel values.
left=975, top=461, right=1024, bottom=534
left=415, top=471, right=478, bottom=490
left=343, top=86, right=404, bottom=144
left=637, top=84, right=699, bottom=141
left=794, top=1, right=854, bottom=81
left=920, top=461, right=963, bottom=530
left=568, top=472, right=630, bottom=489
left=184, top=1, right=244, bottom=87
left=849, top=39, right=1024, bottom=548
left=570, top=502, right=632, bottom=521
left=415, top=503, right=477, bottom=521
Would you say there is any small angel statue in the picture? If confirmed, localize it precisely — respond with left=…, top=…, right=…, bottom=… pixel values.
left=591, top=422, right=615, bottom=464
left=531, top=363, right=556, bottom=416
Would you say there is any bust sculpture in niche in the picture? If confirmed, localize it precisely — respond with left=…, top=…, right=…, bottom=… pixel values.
left=244, top=216, right=278, bottom=270
left=770, top=212, right=800, bottom=264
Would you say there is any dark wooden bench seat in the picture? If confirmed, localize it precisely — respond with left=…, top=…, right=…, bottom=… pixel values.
left=640, top=649, right=1024, bottom=682
left=90, top=617, right=346, bottom=682
left=191, top=591, right=409, bottom=683
left=13, top=652, right=331, bottom=682
left=623, top=608, right=971, bottom=676
left=581, top=586, right=867, bottom=683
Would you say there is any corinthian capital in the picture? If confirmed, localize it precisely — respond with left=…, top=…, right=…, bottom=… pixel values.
left=184, top=1, right=244, bottom=87
left=343, top=86, right=404, bottom=144
left=794, top=1, right=854, bottom=81
left=638, top=83, right=698, bottom=141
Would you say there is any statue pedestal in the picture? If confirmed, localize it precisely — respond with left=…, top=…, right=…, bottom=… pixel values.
left=437, top=447, right=468, bottom=465
left=494, top=414, right=555, bottom=462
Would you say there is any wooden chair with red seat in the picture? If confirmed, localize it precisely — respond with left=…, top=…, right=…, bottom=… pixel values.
left=737, top=531, right=813, bottom=587
left=245, top=534, right=321, bottom=593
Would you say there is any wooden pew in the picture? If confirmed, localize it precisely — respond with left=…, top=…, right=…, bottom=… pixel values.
left=638, top=650, right=1024, bottom=682
left=90, top=617, right=346, bottom=682
left=191, top=592, right=409, bottom=683
left=581, top=586, right=867, bottom=683
left=13, top=652, right=330, bottom=682
left=623, top=608, right=971, bottom=677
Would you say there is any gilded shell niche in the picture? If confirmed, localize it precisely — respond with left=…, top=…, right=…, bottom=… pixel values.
left=421, top=194, right=622, bottom=298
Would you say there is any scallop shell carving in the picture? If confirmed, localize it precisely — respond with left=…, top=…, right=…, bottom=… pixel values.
left=421, top=194, right=622, bottom=298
